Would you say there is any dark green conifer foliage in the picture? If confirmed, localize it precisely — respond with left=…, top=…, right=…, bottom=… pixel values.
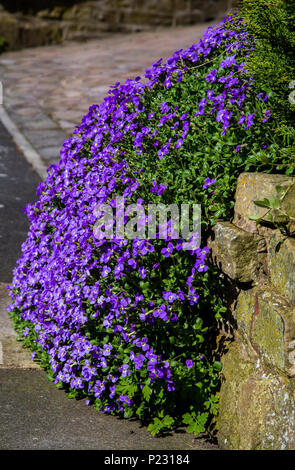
left=236, top=0, right=295, bottom=157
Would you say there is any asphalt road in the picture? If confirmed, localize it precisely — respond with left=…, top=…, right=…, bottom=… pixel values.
left=0, top=120, right=40, bottom=284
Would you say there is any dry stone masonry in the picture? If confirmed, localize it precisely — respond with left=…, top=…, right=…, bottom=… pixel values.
left=210, top=172, right=295, bottom=450
left=0, top=0, right=234, bottom=49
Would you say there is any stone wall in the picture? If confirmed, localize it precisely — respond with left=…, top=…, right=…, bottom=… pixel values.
left=209, top=172, right=295, bottom=450
left=0, top=0, right=236, bottom=50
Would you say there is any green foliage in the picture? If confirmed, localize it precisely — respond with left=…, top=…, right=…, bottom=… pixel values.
left=250, top=183, right=295, bottom=233
left=0, top=37, right=8, bottom=53
left=236, top=0, right=295, bottom=156
left=182, top=410, right=208, bottom=435
left=148, top=415, right=175, bottom=436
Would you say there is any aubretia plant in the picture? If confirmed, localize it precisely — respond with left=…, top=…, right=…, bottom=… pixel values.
left=7, top=11, right=294, bottom=437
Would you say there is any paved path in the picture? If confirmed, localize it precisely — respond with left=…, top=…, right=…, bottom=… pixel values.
left=0, top=25, right=220, bottom=450
left=0, top=23, right=212, bottom=171
left=0, top=367, right=218, bottom=450
left=0, top=121, right=40, bottom=284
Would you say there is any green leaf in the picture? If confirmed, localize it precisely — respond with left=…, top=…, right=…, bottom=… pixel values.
left=276, top=185, right=285, bottom=195
left=147, top=415, right=174, bottom=436
left=182, top=412, right=209, bottom=435
left=124, top=408, right=133, bottom=419
left=269, top=195, right=280, bottom=210
left=267, top=213, right=274, bottom=221
left=142, top=384, right=152, bottom=402
left=258, top=152, right=270, bottom=163
left=182, top=413, right=193, bottom=425
left=253, top=199, right=270, bottom=209
left=213, top=361, right=222, bottom=371
left=148, top=418, right=161, bottom=436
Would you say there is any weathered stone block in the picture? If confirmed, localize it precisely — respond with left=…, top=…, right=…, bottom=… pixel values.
left=49, top=7, right=67, bottom=20
left=121, top=10, right=172, bottom=26
left=0, top=11, right=20, bottom=48
left=233, top=172, right=295, bottom=233
left=133, top=0, right=181, bottom=12
left=268, top=230, right=295, bottom=305
left=208, top=221, right=266, bottom=283
left=217, top=339, right=295, bottom=450
left=194, top=0, right=229, bottom=19
left=234, top=286, right=295, bottom=376
left=172, top=10, right=204, bottom=26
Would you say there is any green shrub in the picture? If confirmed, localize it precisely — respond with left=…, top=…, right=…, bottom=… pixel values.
left=236, top=0, right=295, bottom=159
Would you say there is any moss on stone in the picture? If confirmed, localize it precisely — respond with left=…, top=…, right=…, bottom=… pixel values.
left=217, top=339, right=295, bottom=450
left=268, top=230, right=295, bottom=305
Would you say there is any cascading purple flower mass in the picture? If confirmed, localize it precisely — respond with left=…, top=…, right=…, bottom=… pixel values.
left=7, top=15, right=273, bottom=431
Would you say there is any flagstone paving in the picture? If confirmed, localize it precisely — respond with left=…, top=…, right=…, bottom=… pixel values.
left=0, top=23, right=213, bottom=168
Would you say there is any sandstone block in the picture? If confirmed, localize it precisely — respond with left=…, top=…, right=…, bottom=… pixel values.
left=121, top=10, right=172, bottom=26
left=208, top=221, right=266, bottom=283
left=172, top=10, right=204, bottom=26
left=217, top=339, right=295, bottom=450
left=234, top=286, right=295, bottom=376
left=133, top=0, right=181, bottom=12
left=268, top=230, right=295, bottom=305
left=233, top=172, right=295, bottom=233
left=0, top=10, right=64, bottom=49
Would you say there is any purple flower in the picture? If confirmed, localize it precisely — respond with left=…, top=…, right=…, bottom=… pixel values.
left=102, top=343, right=113, bottom=356
left=128, top=258, right=137, bottom=269
left=139, top=310, right=147, bottom=322
left=160, top=101, right=170, bottom=113
left=146, top=350, right=157, bottom=365
left=262, top=109, right=271, bottom=122
left=101, top=265, right=111, bottom=278
left=109, top=385, right=116, bottom=399
left=157, top=184, right=168, bottom=195
left=189, top=291, right=200, bottom=305
left=220, top=55, right=237, bottom=68
left=200, top=246, right=210, bottom=257
left=197, top=263, right=208, bottom=273
left=167, top=381, right=176, bottom=391
left=205, top=69, right=217, bottom=83
left=195, top=98, right=207, bottom=116
left=175, top=138, right=184, bottom=149
left=203, top=177, right=216, bottom=189
left=139, top=266, right=147, bottom=279
left=134, top=354, right=145, bottom=370
left=161, top=242, right=174, bottom=258
left=114, top=263, right=124, bottom=279
left=150, top=180, right=158, bottom=193
left=153, top=304, right=168, bottom=321
left=119, top=364, right=130, bottom=377
left=185, top=359, right=194, bottom=369
left=119, top=394, right=132, bottom=406
left=238, top=114, right=246, bottom=125
left=245, top=112, right=256, bottom=129
left=163, top=291, right=177, bottom=303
